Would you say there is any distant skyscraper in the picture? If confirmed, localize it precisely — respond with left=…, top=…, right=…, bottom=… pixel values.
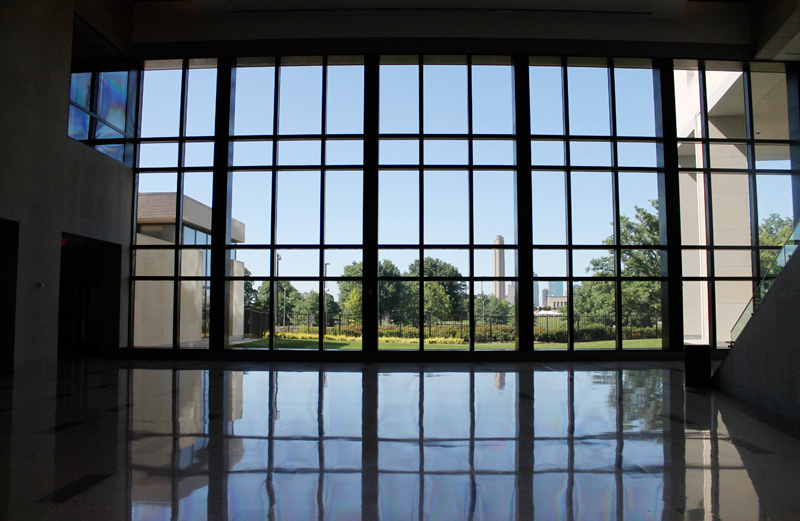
left=533, top=276, right=540, bottom=307
left=493, top=235, right=505, bottom=300
left=548, top=280, right=564, bottom=297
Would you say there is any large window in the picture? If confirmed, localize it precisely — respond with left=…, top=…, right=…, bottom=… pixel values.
left=130, top=55, right=798, bottom=352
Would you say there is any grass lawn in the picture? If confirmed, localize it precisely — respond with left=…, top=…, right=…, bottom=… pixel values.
left=238, top=337, right=662, bottom=350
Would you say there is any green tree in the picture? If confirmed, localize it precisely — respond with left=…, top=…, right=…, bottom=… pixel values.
left=243, top=267, right=258, bottom=308
left=337, top=260, right=414, bottom=320
left=253, top=280, right=299, bottom=318
left=759, top=213, right=794, bottom=276
left=573, top=200, right=661, bottom=318
left=423, top=281, right=452, bottom=319
left=407, top=257, right=467, bottom=315
left=475, top=293, right=512, bottom=324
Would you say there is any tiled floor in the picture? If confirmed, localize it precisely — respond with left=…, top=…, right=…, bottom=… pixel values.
left=2, top=360, right=800, bottom=520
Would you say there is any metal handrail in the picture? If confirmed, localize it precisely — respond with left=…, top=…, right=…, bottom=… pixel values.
left=730, top=220, right=800, bottom=343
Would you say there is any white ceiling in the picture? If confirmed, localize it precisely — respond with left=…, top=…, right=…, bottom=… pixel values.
left=191, top=0, right=687, bottom=19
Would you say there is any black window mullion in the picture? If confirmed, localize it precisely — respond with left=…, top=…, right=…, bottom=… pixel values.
left=608, top=58, right=623, bottom=351
left=320, top=56, right=328, bottom=351
left=698, top=63, right=718, bottom=349
left=209, top=57, right=235, bottom=350
left=363, top=55, right=379, bottom=352
left=743, top=65, right=760, bottom=287
left=654, top=58, right=684, bottom=351
left=418, top=56, right=425, bottom=353
left=514, top=55, right=533, bottom=352
left=562, top=57, right=575, bottom=351
left=270, top=57, right=282, bottom=351
left=467, top=55, right=476, bottom=352
left=173, top=60, right=189, bottom=349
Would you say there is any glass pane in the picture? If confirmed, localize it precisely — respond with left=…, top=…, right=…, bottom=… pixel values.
left=134, top=247, right=174, bottom=277
left=423, top=140, right=468, bottom=165
left=180, top=248, right=209, bottom=280
left=715, top=281, right=752, bottom=347
left=422, top=249, right=469, bottom=280
left=618, top=172, right=659, bottom=246
left=379, top=171, right=418, bottom=244
left=378, top=280, right=419, bottom=350
left=683, top=281, right=710, bottom=345
left=706, top=69, right=747, bottom=140
left=379, top=62, right=419, bottom=134
left=379, top=139, right=419, bottom=164
left=179, top=280, right=210, bottom=348
left=474, top=171, right=516, bottom=245
left=233, top=249, right=271, bottom=277
left=679, top=172, right=708, bottom=246
left=232, top=171, right=271, bottom=245
left=134, top=280, right=174, bottom=347
left=570, top=141, right=612, bottom=167
left=423, top=58, right=468, bottom=134
left=140, top=65, right=183, bottom=138
left=532, top=171, right=566, bottom=245
left=424, top=170, right=469, bottom=244
left=573, top=249, right=615, bottom=277
left=674, top=65, right=703, bottom=138
left=325, top=278, right=362, bottom=349
left=68, top=106, right=89, bottom=140
left=677, top=141, right=704, bottom=169
left=755, top=144, right=791, bottom=170
left=473, top=140, right=515, bottom=165
left=276, top=250, right=319, bottom=278
left=276, top=171, right=321, bottom=244
left=534, top=281, right=568, bottom=349
left=622, top=281, right=662, bottom=349
left=567, top=65, right=610, bottom=136
left=422, top=281, right=467, bottom=350
left=533, top=249, right=567, bottom=277
left=325, top=170, right=363, bottom=244
left=531, top=140, right=565, bottom=166
left=185, top=65, right=217, bottom=137
left=682, top=249, right=708, bottom=277
left=714, top=249, right=752, bottom=277
left=184, top=142, right=214, bottom=167
left=573, top=281, right=616, bottom=349
left=474, top=248, right=514, bottom=278
left=614, top=66, right=656, bottom=137
left=277, top=140, right=321, bottom=166
left=571, top=171, right=614, bottom=245
left=326, top=63, right=364, bottom=134
left=756, top=174, right=794, bottom=250
left=95, top=144, right=124, bottom=161
left=709, top=143, right=748, bottom=169
left=379, top=250, right=418, bottom=277
left=325, top=250, right=362, bottom=278
left=96, top=71, right=128, bottom=130
left=137, top=173, right=178, bottom=244
left=234, top=64, right=275, bottom=136
left=232, top=141, right=273, bottom=167
left=472, top=64, right=514, bottom=134
left=274, top=280, right=320, bottom=348
left=278, top=62, right=322, bottom=135
left=95, top=121, right=123, bottom=140
left=139, top=142, right=179, bottom=168
left=326, top=140, right=363, bottom=165
left=183, top=172, right=214, bottom=244
left=70, top=72, right=92, bottom=108
left=529, top=65, right=564, bottom=135
left=711, top=173, right=751, bottom=246
left=617, top=142, right=658, bottom=168
left=751, top=71, right=789, bottom=140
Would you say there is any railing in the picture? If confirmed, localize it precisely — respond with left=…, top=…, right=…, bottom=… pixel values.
left=244, top=309, right=660, bottom=343
left=731, top=220, right=800, bottom=343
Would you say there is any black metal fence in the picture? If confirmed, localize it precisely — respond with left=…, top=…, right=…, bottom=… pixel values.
left=244, top=308, right=659, bottom=341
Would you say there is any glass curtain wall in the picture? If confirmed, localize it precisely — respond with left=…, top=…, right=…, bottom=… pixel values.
left=675, top=61, right=794, bottom=348
left=131, top=56, right=797, bottom=351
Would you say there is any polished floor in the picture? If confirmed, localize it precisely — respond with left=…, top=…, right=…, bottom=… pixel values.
left=2, top=360, right=800, bottom=520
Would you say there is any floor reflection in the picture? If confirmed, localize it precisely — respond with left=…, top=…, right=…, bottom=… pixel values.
left=120, top=365, right=774, bottom=520
left=10, top=361, right=799, bottom=519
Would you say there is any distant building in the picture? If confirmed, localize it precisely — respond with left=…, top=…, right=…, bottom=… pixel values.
left=493, top=235, right=505, bottom=300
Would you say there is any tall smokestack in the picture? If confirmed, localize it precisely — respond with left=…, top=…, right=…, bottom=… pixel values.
left=493, top=235, right=505, bottom=300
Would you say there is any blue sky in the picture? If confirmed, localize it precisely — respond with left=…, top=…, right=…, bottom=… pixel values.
left=136, top=59, right=793, bottom=300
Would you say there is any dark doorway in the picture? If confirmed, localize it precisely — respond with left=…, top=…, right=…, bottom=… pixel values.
left=58, top=233, right=121, bottom=357
left=0, top=218, right=19, bottom=374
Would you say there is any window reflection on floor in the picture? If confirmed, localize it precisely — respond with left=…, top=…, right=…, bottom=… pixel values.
left=127, top=366, right=760, bottom=520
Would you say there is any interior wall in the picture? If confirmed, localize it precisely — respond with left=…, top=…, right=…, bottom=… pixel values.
left=0, top=0, right=134, bottom=371
left=715, top=249, right=800, bottom=423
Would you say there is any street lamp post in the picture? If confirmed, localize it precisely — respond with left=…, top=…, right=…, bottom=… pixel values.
left=323, top=262, right=330, bottom=335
